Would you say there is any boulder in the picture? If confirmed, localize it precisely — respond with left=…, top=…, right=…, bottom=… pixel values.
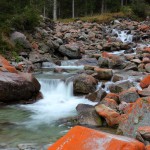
left=85, top=87, right=106, bottom=102
left=145, top=63, right=150, bottom=73
left=0, top=55, right=40, bottom=103
left=138, top=87, right=150, bottom=97
left=58, top=43, right=81, bottom=59
left=109, top=80, right=133, bottom=93
left=136, top=126, right=150, bottom=145
left=118, top=98, right=150, bottom=138
left=73, top=74, right=98, bottom=94
left=119, top=88, right=140, bottom=103
left=95, top=104, right=121, bottom=127
left=10, top=31, right=31, bottom=49
left=100, top=52, right=126, bottom=69
left=76, top=104, right=102, bottom=127
left=0, top=55, right=18, bottom=73
left=105, top=93, right=119, bottom=103
left=140, top=75, right=150, bottom=89
left=48, top=126, right=145, bottom=150
left=100, top=98, right=118, bottom=110
left=0, top=72, right=40, bottom=103
left=124, top=62, right=138, bottom=71
left=112, top=74, right=124, bottom=82
left=146, top=145, right=150, bottom=150
left=94, top=67, right=113, bottom=80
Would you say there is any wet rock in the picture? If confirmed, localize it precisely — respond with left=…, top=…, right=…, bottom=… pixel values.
left=76, top=58, right=98, bottom=66
left=0, top=143, right=7, bottom=149
left=48, top=126, right=145, bottom=150
left=118, top=101, right=134, bottom=114
left=94, top=67, right=113, bottom=80
left=73, top=74, right=98, bottom=94
left=95, top=104, right=121, bottom=127
left=100, top=52, right=126, bottom=69
left=109, top=80, right=133, bottom=93
left=100, top=98, right=118, bottom=110
left=140, top=75, right=150, bottom=89
left=0, top=72, right=40, bottom=103
left=98, top=57, right=109, bottom=68
left=136, top=126, right=150, bottom=145
left=85, top=87, right=106, bottom=102
left=76, top=104, right=102, bottom=127
left=124, top=48, right=134, bottom=54
left=18, top=143, right=41, bottom=150
left=112, top=74, right=124, bottom=82
left=138, top=87, right=150, bottom=97
left=119, top=88, right=140, bottom=103
left=118, top=98, right=150, bottom=138
left=104, top=93, right=119, bottom=103
left=58, top=43, right=81, bottom=59
left=145, top=63, right=150, bottom=73
left=0, top=55, right=18, bottom=73
left=124, top=62, right=138, bottom=71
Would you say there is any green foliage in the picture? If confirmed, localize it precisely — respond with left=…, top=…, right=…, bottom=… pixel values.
left=10, top=7, right=40, bottom=31
left=121, top=6, right=133, bottom=16
left=131, top=0, right=150, bottom=18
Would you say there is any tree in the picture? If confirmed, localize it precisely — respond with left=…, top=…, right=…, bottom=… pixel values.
left=53, top=0, right=57, bottom=20
left=72, top=0, right=75, bottom=18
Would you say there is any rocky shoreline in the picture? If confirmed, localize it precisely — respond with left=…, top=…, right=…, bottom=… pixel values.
left=0, top=17, right=150, bottom=149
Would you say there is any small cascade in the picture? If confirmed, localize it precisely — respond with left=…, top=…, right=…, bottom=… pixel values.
left=112, top=29, right=133, bottom=43
left=42, top=62, right=57, bottom=68
left=21, top=78, right=95, bottom=127
left=42, top=60, right=84, bottom=70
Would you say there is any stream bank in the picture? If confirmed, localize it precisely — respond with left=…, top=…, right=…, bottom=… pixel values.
left=0, top=17, right=150, bottom=149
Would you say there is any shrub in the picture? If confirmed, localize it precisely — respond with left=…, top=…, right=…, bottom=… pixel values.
left=131, top=0, right=150, bottom=18
left=10, top=6, right=40, bottom=31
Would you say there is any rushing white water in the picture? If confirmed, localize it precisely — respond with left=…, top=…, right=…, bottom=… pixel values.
left=21, top=79, right=95, bottom=127
left=112, top=29, right=133, bottom=43
left=42, top=60, right=84, bottom=70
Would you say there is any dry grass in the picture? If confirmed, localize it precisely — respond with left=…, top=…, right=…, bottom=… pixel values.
left=58, top=12, right=126, bottom=23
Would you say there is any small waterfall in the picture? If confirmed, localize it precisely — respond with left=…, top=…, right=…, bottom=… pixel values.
left=21, top=78, right=94, bottom=127
left=42, top=62, right=57, bottom=68
left=42, top=60, right=84, bottom=70
left=112, top=29, right=133, bottom=43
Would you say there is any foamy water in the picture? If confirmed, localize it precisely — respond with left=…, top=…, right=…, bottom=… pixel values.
left=21, top=79, right=95, bottom=127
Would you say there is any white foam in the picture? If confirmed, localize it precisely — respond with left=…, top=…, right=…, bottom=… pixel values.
left=112, top=29, right=133, bottom=43
left=21, top=79, right=95, bottom=127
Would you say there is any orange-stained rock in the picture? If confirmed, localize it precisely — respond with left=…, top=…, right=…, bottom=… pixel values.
left=118, top=98, right=150, bottom=138
left=0, top=55, right=11, bottom=66
left=0, top=55, right=18, bottom=73
left=143, top=47, right=150, bottom=53
left=32, top=42, right=39, bottom=50
left=119, top=88, right=140, bottom=103
left=138, top=25, right=150, bottom=32
left=95, top=104, right=120, bottom=126
left=146, top=145, right=150, bottom=150
left=140, top=75, right=150, bottom=89
left=136, top=126, right=150, bottom=144
left=94, top=67, right=113, bottom=80
left=100, top=98, right=118, bottom=110
left=105, top=93, right=119, bottom=103
left=3, top=65, right=18, bottom=73
left=48, top=126, right=145, bottom=150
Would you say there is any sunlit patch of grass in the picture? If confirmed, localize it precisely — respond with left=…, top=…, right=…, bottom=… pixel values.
left=58, top=12, right=126, bottom=23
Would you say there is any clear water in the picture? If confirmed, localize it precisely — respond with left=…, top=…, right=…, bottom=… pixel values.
left=0, top=74, right=94, bottom=147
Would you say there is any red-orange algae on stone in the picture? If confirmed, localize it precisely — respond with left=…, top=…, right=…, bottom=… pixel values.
left=140, top=75, right=150, bottom=89
left=48, top=126, right=145, bottom=150
left=146, top=145, right=150, bottom=150
left=95, top=104, right=120, bottom=126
